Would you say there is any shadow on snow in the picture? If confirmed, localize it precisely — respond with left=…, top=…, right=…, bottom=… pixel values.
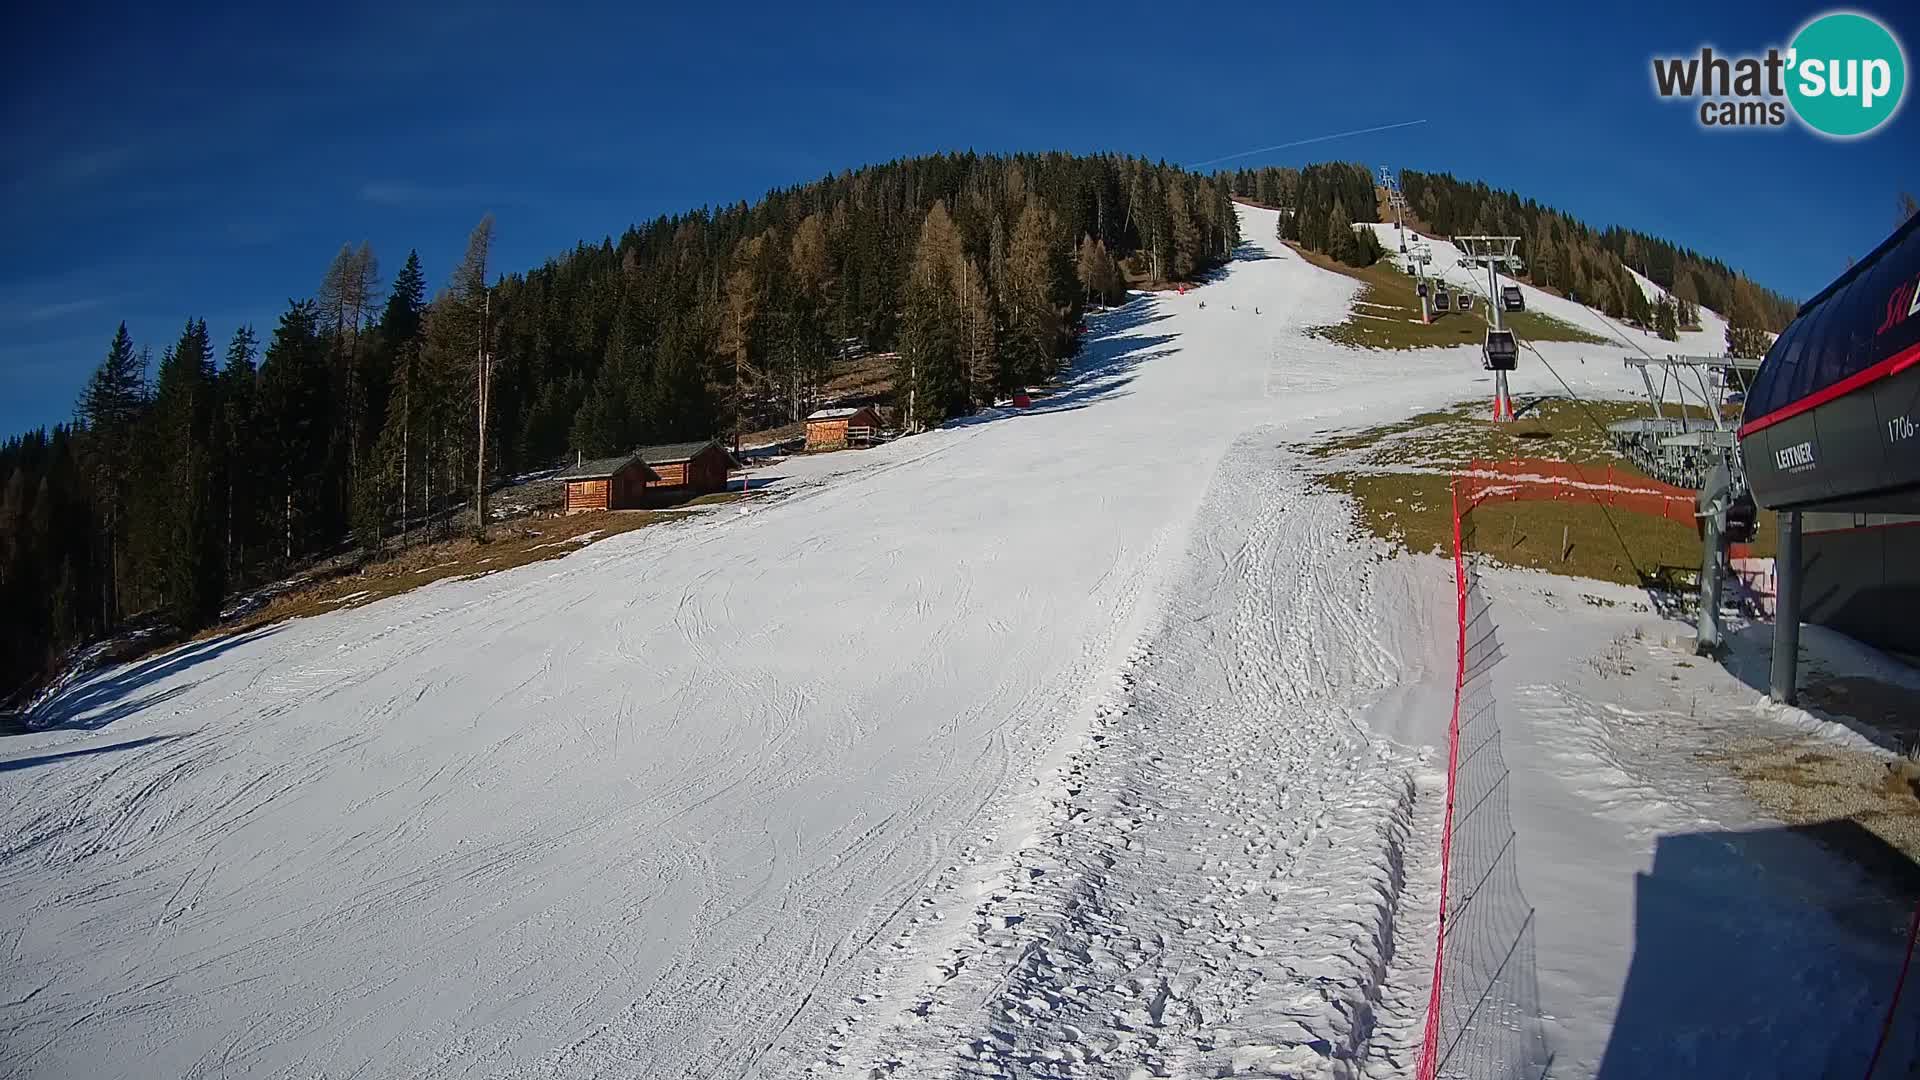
left=1597, top=819, right=1920, bottom=1077
left=944, top=297, right=1176, bottom=432
left=21, top=625, right=283, bottom=734
left=0, top=732, right=195, bottom=774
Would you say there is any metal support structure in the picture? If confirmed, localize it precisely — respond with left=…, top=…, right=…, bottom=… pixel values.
left=1379, top=165, right=1410, bottom=254
left=1611, top=354, right=1762, bottom=489
left=1770, top=510, right=1802, bottom=705
left=1456, top=236, right=1522, bottom=421
left=1410, top=242, right=1433, bottom=324
left=1693, top=463, right=1739, bottom=654
left=1696, top=504, right=1725, bottom=654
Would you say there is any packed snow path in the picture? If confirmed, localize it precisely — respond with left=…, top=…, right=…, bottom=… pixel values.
left=836, top=443, right=1450, bottom=1079
left=0, top=207, right=1645, bottom=1079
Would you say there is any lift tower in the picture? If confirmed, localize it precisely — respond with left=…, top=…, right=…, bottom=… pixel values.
left=1454, top=235, right=1523, bottom=421
left=1409, top=241, right=1434, bottom=323
left=1379, top=166, right=1410, bottom=255
left=1607, top=353, right=1760, bottom=653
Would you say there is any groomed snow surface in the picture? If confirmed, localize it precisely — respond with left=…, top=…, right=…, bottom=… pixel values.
left=2, top=207, right=1910, bottom=1078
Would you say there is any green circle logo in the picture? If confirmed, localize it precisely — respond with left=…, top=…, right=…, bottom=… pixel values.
left=1787, top=12, right=1907, bottom=137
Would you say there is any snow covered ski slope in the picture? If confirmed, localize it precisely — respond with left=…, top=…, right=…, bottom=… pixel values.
left=1361, top=223, right=1734, bottom=359
left=0, top=207, right=1649, bottom=1079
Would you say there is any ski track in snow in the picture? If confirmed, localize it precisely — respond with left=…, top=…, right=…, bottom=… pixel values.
left=0, top=207, right=1652, bottom=1079
left=826, top=443, right=1449, bottom=1080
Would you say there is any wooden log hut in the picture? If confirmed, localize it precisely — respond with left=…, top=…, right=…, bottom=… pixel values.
left=805, top=406, right=882, bottom=451
left=555, top=440, right=734, bottom=513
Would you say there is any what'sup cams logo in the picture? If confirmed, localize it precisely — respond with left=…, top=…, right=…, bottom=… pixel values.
left=1652, top=11, right=1907, bottom=137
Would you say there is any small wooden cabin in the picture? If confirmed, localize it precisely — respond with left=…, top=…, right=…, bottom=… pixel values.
left=635, top=440, right=733, bottom=496
left=555, top=440, right=734, bottom=513
left=805, top=406, right=882, bottom=451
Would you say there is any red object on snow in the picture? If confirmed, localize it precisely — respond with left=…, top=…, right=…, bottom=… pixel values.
left=1012, top=392, right=1032, bottom=408
left=1178, top=285, right=1186, bottom=295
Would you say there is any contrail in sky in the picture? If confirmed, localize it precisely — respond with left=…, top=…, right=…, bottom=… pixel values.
left=1189, top=120, right=1429, bottom=168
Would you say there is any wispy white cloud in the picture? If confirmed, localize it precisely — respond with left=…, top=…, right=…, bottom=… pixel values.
left=0, top=295, right=116, bottom=327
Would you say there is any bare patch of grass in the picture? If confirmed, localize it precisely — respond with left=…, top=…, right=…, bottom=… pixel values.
left=1324, top=471, right=1456, bottom=558
left=1328, top=469, right=1705, bottom=585
left=1708, top=736, right=1920, bottom=879
left=1319, top=402, right=1779, bottom=585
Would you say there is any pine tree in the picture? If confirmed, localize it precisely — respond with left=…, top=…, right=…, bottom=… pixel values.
left=1166, top=180, right=1199, bottom=281
left=720, top=233, right=772, bottom=442
left=896, top=202, right=965, bottom=430
left=1075, top=235, right=1104, bottom=307
left=148, top=319, right=223, bottom=626
left=1006, top=202, right=1063, bottom=387
left=958, top=257, right=999, bottom=407
left=1672, top=274, right=1701, bottom=329
left=1656, top=297, right=1678, bottom=341
left=318, top=243, right=383, bottom=477
left=1326, top=199, right=1360, bottom=265
left=773, top=216, right=836, bottom=422
left=1725, top=276, right=1771, bottom=359
left=447, top=216, right=495, bottom=539
left=645, top=312, right=716, bottom=440
left=1074, top=234, right=1122, bottom=307
left=374, top=251, right=427, bottom=529
left=218, top=326, right=260, bottom=576
left=75, top=323, right=146, bottom=625
left=258, top=301, right=329, bottom=561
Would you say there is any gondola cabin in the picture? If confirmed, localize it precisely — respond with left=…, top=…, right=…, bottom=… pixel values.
left=1433, top=289, right=1452, bottom=312
left=1739, top=212, right=1920, bottom=655
left=1457, top=292, right=1474, bottom=312
left=1483, top=329, right=1518, bottom=371
left=1501, top=285, right=1525, bottom=312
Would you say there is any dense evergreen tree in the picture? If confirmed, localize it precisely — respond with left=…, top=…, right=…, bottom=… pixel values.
left=258, top=301, right=332, bottom=561
left=1004, top=201, right=1066, bottom=388
left=75, top=324, right=146, bottom=625
left=147, top=320, right=223, bottom=627
left=895, top=202, right=966, bottom=431
left=1396, top=169, right=1798, bottom=329
left=1724, top=277, right=1773, bottom=359
left=0, top=152, right=1261, bottom=702
left=218, top=326, right=262, bottom=575
left=1075, top=235, right=1124, bottom=306
left=1655, top=297, right=1679, bottom=342
left=371, top=251, right=427, bottom=534
left=1325, top=199, right=1360, bottom=266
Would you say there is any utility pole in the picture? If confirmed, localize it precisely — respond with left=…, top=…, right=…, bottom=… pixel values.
left=474, top=290, right=492, bottom=540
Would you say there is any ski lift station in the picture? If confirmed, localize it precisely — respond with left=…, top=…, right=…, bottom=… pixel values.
left=1739, top=212, right=1920, bottom=692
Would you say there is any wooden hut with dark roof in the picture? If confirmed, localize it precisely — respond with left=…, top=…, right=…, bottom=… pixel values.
left=554, top=439, right=734, bottom=513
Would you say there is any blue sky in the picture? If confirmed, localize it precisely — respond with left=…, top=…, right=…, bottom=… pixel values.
left=3, top=0, right=1916, bottom=435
